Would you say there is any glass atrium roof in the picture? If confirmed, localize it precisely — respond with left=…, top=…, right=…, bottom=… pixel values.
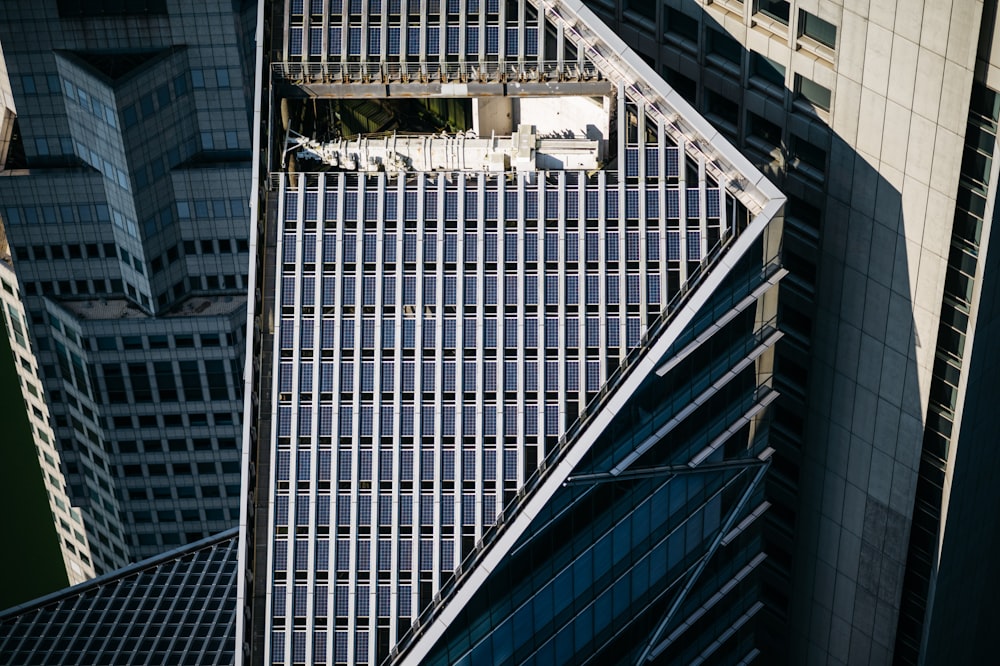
left=0, top=529, right=238, bottom=666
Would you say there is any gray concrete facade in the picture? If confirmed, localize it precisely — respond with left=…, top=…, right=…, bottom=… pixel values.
left=586, top=0, right=1000, bottom=664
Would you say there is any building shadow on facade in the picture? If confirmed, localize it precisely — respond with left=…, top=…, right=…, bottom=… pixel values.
left=592, top=3, right=944, bottom=663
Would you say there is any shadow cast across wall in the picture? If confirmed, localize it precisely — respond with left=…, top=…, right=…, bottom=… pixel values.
left=594, top=2, right=935, bottom=664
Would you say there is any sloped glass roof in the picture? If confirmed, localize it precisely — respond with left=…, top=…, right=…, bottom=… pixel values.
left=0, top=529, right=238, bottom=666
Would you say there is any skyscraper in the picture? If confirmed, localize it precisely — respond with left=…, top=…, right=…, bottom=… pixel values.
left=0, top=252, right=96, bottom=590
left=5, top=1, right=999, bottom=665
left=236, top=0, right=785, bottom=663
left=586, top=0, right=1000, bottom=663
left=0, top=0, right=257, bottom=573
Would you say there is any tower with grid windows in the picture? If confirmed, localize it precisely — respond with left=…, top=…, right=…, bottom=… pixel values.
left=0, top=0, right=257, bottom=574
left=237, top=0, right=786, bottom=664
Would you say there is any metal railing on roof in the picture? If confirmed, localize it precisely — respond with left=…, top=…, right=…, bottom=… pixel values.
left=271, top=59, right=601, bottom=85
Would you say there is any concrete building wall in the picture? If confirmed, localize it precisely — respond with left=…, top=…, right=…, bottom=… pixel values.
left=0, top=258, right=96, bottom=586
left=585, top=0, right=993, bottom=663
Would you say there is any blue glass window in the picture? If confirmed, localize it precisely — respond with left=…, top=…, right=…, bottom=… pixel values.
left=339, top=407, right=352, bottom=436
left=486, top=26, right=499, bottom=54
left=625, top=273, right=640, bottom=305
left=506, top=27, right=518, bottom=54
left=608, top=317, right=620, bottom=347
left=485, top=275, right=498, bottom=305
left=447, top=26, right=460, bottom=54
left=625, top=149, right=639, bottom=177
left=524, top=320, right=538, bottom=348
left=686, top=189, right=700, bottom=218
left=465, top=231, right=477, bottom=261
left=524, top=361, right=538, bottom=392
left=648, top=274, right=661, bottom=303
left=443, top=362, right=457, bottom=391
left=427, top=27, right=440, bottom=55
left=567, top=361, right=580, bottom=391
left=606, top=232, right=619, bottom=261
left=525, top=405, right=538, bottom=435
left=627, top=317, right=641, bottom=347
left=289, top=27, right=303, bottom=55
left=526, top=27, right=538, bottom=56
left=627, top=231, right=640, bottom=261
left=646, top=147, right=660, bottom=177
left=402, top=406, right=414, bottom=435
left=607, top=274, right=620, bottom=305
left=525, top=275, right=538, bottom=305
left=321, top=363, right=335, bottom=391
left=545, top=404, right=559, bottom=435
left=646, top=191, right=659, bottom=219
left=707, top=189, right=722, bottom=218
left=647, top=231, right=660, bottom=260
left=667, top=231, right=681, bottom=260
left=607, top=190, right=619, bottom=219
left=687, top=230, right=702, bottom=260
left=310, top=27, right=323, bottom=55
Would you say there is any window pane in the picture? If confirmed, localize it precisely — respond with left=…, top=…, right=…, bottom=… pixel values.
left=750, top=52, right=786, bottom=87
left=666, top=8, right=698, bottom=42
left=706, top=28, right=741, bottom=65
left=791, top=134, right=827, bottom=173
left=796, top=75, right=832, bottom=111
left=757, top=0, right=790, bottom=23
left=800, top=10, right=837, bottom=48
left=748, top=112, right=782, bottom=147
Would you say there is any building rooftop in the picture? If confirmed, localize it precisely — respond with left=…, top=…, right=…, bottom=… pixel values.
left=0, top=528, right=238, bottom=666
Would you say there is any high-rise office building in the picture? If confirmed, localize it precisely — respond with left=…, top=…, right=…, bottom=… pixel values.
left=236, top=0, right=785, bottom=664
left=0, top=38, right=94, bottom=594
left=585, top=0, right=1000, bottom=663
left=5, top=1, right=999, bottom=665
left=0, top=0, right=257, bottom=573
left=0, top=251, right=96, bottom=588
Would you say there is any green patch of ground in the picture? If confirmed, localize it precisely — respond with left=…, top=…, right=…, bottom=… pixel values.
left=0, top=326, right=69, bottom=610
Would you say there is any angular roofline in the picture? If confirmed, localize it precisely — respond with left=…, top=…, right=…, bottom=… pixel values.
left=376, top=9, right=787, bottom=663
left=549, top=0, right=784, bottom=215
left=238, top=2, right=786, bottom=664
left=391, top=200, right=781, bottom=664
left=0, top=527, right=239, bottom=622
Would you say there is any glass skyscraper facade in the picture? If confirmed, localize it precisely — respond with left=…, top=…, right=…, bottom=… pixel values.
left=8, top=1, right=1000, bottom=664
left=0, top=0, right=256, bottom=572
left=237, top=0, right=785, bottom=663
